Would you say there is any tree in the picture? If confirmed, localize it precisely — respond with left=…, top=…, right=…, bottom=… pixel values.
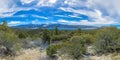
left=77, top=28, right=81, bottom=33
left=42, top=29, right=50, bottom=44
left=2, top=20, right=8, bottom=27
left=73, top=28, right=82, bottom=36
left=54, top=26, right=59, bottom=35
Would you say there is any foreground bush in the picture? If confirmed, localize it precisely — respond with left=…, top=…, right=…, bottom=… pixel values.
left=70, top=34, right=96, bottom=45
left=0, top=31, right=21, bottom=56
left=46, top=45, right=57, bottom=57
left=58, top=35, right=89, bottom=60
left=95, top=27, right=120, bottom=54
left=0, top=21, right=21, bottom=56
left=59, top=41, right=86, bottom=60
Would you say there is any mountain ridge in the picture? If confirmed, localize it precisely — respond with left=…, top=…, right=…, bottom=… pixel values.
left=11, top=23, right=98, bottom=30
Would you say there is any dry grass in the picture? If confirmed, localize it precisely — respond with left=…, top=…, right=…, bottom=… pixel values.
left=0, top=48, right=120, bottom=60
left=14, top=48, right=41, bottom=60
left=83, top=54, right=120, bottom=60
left=0, top=48, right=47, bottom=60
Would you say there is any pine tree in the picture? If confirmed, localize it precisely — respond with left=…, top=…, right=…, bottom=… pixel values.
left=54, top=26, right=59, bottom=35
left=2, top=20, right=8, bottom=27
left=77, top=28, right=81, bottom=33
left=42, top=29, right=50, bottom=44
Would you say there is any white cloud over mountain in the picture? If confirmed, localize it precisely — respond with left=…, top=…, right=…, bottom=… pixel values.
left=8, top=21, right=25, bottom=26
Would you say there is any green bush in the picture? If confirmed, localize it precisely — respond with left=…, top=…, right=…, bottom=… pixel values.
left=51, top=34, right=68, bottom=42
left=18, top=32, right=27, bottom=39
left=0, top=31, right=21, bottom=56
left=58, top=34, right=92, bottom=60
left=46, top=45, right=57, bottom=57
left=59, top=41, right=86, bottom=60
left=70, top=34, right=96, bottom=45
left=95, top=27, right=120, bottom=54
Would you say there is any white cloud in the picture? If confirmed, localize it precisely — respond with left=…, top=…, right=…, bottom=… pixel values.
left=68, top=14, right=82, bottom=18
left=0, top=0, right=15, bottom=12
left=1, top=0, right=120, bottom=26
left=86, top=0, right=120, bottom=21
left=55, top=14, right=82, bottom=18
left=20, top=0, right=34, bottom=4
left=0, top=0, right=17, bottom=17
left=49, top=0, right=57, bottom=3
left=32, top=15, right=48, bottom=19
left=58, top=0, right=120, bottom=25
left=31, top=20, right=41, bottom=24
left=58, top=19, right=117, bottom=26
left=8, top=21, right=26, bottom=26
left=64, top=0, right=88, bottom=8
left=59, top=7, right=118, bottom=25
left=0, top=0, right=35, bottom=17
left=8, top=20, right=42, bottom=26
left=37, top=0, right=57, bottom=6
left=58, top=20, right=69, bottom=23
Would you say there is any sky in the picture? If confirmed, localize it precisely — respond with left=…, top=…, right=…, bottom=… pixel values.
left=0, top=0, right=120, bottom=27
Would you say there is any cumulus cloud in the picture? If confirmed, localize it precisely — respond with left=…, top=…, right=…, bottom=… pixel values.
left=0, top=0, right=17, bottom=17
left=58, top=19, right=117, bottom=26
left=64, top=0, right=90, bottom=8
left=20, top=0, right=34, bottom=4
left=90, top=0, right=120, bottom=17
left=37, top=0, right=57, bottom=6
left=32, top=15, right=48, bottom=19
left=31, top=20, right=41, bottom=24
left=0, top=0, right=33, bottom=17
left=59, top=6, right=118, bottom=26
left=8, top=20, right=42, bottom=26
left=8, top=21, right=26, bottom=26
left=55, top=14, right=82, bottom=18
left=1, top=0, right=120, bottom=26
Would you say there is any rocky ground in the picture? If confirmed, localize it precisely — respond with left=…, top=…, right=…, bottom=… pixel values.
left=0, top=44, right=120, bottom=60
left=0, top=47, right=120, bottom=60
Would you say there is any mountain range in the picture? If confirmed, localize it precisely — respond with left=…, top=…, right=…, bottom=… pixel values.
left=12, top=24, right=98, bottom=30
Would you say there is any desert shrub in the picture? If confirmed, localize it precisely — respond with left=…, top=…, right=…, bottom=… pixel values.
left=70, top=34, right=96, bottom=45
left=95, top=27, right=120, bottom=54
left=46, top=45, right=57, bottom=57
left=58, top=34, right=91, bottom=60
left=0, top=21, right=21, bottom=56
left=18, top=32, right=27, bottom=39
left=51, top=34, right=68, bottom=42
left=0, top=31, right=21, bottom=56
left=59, top=41, right=86, bottom=60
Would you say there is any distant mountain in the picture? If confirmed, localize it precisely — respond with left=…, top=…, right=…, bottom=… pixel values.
left=11, top=24, right=98, bottom=30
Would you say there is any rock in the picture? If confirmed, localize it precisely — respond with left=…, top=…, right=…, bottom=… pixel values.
left=0, top=46, right=7, bottom=56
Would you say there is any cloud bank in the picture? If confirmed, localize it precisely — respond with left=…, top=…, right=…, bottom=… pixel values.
left=0, top=0, right=120, bottom=26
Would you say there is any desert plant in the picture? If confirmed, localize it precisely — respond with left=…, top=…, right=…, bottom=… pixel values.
left=95, top=27, right=120, bottom=54
left=46, top=45, right=57, bottom=57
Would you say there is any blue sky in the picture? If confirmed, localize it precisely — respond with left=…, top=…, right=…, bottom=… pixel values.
left=0, top=0, right=120, bottom=27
